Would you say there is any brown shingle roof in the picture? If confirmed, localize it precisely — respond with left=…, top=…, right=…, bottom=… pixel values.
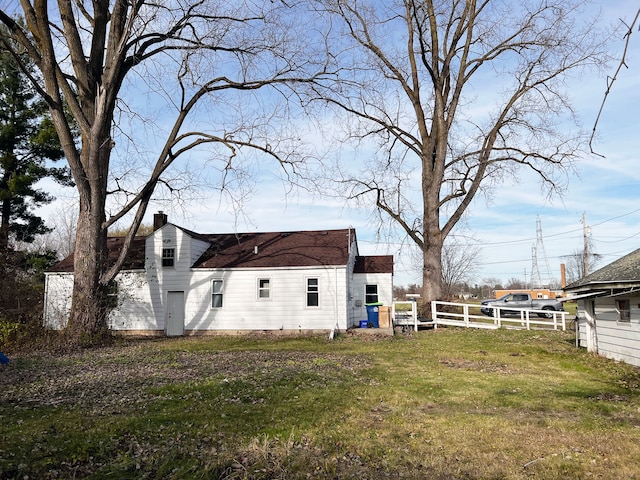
left=565, top=247, right=640, bottom=292
left=193, top=229, right=352, bottom=269
left=47, top=236, right=147, bottom=273
left=48, top=228, right=368, bottom=272
left=354, top=255, right=394, bottom=274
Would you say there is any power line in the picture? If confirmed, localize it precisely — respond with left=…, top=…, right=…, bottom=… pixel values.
left=591, top=207, right=640, bottom=228
left=468, top=210, right=640, bottom=249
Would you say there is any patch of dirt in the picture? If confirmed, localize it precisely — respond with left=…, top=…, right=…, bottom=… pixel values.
left=0, top=340, right=370, bottom=411
left=438, top=357, right=515, bottom=374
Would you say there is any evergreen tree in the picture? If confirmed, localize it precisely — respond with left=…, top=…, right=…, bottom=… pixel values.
left=0, top=22, right=71, bottom=250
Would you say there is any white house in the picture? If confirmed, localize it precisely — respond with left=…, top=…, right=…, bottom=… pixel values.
left=564, top=248, right=640, bottom=367
left=44, top=213, right=394, bottom=335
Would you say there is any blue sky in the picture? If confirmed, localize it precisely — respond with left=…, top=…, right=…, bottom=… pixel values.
left=34, top=1, right=640, bottom=288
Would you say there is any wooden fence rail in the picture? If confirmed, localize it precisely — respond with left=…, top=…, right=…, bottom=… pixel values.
left=430, top=301, right=567, bottom=331
left=391, top=300, right=568, bottom=332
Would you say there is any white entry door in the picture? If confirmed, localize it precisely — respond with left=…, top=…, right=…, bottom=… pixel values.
left=166, top=291, right=185, bottom=336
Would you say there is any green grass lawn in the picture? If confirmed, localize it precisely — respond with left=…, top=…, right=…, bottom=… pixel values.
left=1, top=329, right=639, bottom=479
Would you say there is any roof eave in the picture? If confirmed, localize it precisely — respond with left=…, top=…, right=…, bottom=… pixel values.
left=565, top=280, right=640, bottom=294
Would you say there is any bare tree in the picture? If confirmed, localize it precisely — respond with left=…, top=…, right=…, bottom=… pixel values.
left=0, top=2, right=326, bottom=344
left=309, top=0, right=611, bottom=311
left=563, top=246, right=602, bottom=284
left=441, top=238, right=480, bottom=298
left=49, top=201, right=78, bottom=259
left=21, top=200, right=78, bottom=259
left=505, top=278, right=527, bottom=290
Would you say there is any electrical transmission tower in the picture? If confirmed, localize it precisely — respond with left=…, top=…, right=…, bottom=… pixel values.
left=530, top=216, right=553, bottom=288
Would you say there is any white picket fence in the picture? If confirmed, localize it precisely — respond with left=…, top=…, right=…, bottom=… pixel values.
left=430, top=301, right=567, bottom=331
left=392, top=301, right=434, bottom=331
left=392, top=300, right=567, bottom=332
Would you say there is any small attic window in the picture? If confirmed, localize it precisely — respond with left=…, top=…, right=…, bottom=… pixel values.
left=162, top=248, right=175, bottom=267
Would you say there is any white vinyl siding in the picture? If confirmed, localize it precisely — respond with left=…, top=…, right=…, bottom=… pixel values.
left=107, top=271, right=155, bottom=330
left=183, top=267, right=348, bottom=331
left=143, top=225, right=207, bottom=332
left=43, top=273, right=74, bottom=329
left=577, top=296, right=640, bottom=367
left=351, top=273, right=393, bottom=326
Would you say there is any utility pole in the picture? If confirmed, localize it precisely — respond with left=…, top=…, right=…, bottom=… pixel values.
left=582, top=212, right=589, bottom=277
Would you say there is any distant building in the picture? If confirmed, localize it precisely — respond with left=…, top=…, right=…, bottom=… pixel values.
left=494, top=288, right=560, bottom=300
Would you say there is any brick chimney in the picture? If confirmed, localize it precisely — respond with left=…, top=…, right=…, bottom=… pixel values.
left=153, top=211, right=168, bottom=231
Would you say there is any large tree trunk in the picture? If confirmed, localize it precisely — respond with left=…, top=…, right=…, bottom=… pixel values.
left=64, top=133, right=113, bottom=345
left=66, top=197, right=110, bottom=344
left=422, top=198, right=443, bottom=316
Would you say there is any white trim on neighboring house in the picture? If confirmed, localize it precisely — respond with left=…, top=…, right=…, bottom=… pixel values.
left=582, top=299, right=598, bottom=354
left=563, top=291, right=607, bottom=301
left=609, top=288, right=640, bottom=298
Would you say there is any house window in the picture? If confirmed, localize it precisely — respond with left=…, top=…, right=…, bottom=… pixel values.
left=106, top=280, right=118, bottom=309
left=365, top=284, right=378, bottom=304
left=258, top=278, right=270, bottom=299
left=617, top=299, right=630, bottom=322
left=162, top=248, right=175, bottom=267
left=306, top=278, right=319, bottom=307
left=211, top=280, right=223, bottom=308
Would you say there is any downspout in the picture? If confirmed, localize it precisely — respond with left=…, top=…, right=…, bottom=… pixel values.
left=43, top=273, right=49, bottom=327
left=334, top=266, right=339, bottom=331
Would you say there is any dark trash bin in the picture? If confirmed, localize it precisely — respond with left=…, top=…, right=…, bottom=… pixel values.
left=365, top=302, right=383, bottom=328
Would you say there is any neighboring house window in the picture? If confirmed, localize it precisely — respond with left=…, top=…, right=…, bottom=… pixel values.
left=211, top=280, right=223, bottom=308
left=365, top=284, right=378, bottom=304
left=617, top=299, right=630, bottom=322
left=162, top=248, right=175, bottom=267
left=306, top=278, right=319, bottom=307
left=258, top=278, right=271, bottom=299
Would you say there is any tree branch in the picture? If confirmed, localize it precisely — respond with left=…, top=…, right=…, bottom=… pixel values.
left=590, top=7, right=640, bottom=156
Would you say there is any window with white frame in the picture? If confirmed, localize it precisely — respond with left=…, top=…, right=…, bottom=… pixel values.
left=306, top=277, right=319, bottom=307
left=617, top=299, right=630, bottom=322
left=258, top=278, right=271, bottom=299
left=162, top=248, right=175, bottom=267
left=106, top=280, right=118, bottom=309
left=365, top=284, right=378, bottom=304
left=211, top=279, right=223, bottom=308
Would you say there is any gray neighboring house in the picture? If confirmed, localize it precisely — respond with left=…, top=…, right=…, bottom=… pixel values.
left=564, top=248, right=640, bottom=367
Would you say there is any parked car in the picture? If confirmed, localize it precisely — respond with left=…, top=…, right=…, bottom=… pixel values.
left=481, top=293, right=563, bottom=318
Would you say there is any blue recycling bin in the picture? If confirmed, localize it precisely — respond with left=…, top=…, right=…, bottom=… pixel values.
left=365, top=302, right=383, bottom=328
